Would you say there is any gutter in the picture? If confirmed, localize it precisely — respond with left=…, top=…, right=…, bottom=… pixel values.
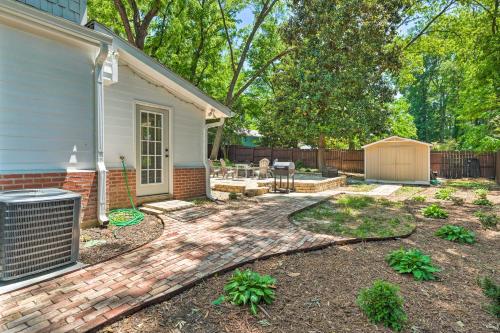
left=203, top=118, right=225, bottom=200
left=95, top=43, right=109, bottom=226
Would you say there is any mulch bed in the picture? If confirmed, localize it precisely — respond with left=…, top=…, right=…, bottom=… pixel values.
left=79, top=214, right=163, bottom=265
left=101, top=186, right=499, bottom=333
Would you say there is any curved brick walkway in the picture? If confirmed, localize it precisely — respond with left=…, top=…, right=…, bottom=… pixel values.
left=0, top=190, right=354, bottom=333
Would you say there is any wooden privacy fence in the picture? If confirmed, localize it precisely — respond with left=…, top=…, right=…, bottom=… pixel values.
left=210, top=145, right=498, bottom=179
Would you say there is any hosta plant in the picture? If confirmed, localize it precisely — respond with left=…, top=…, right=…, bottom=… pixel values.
left=357, top=280, right=407, bottom=331
left=386, top=248, right=440, bottom=281
left=212, top=269, right=276, bottom=315
left=422, top=204, right=448, bottom=219
left=435, top=225, right=476, bottom=244
left=434, top=187, right=455, bottom=200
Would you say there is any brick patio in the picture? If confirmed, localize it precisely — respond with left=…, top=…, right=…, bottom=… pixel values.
left=0, top=190, right=354, bottom=333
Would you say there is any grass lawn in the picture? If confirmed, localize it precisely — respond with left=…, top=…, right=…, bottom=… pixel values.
left=291, top=195, right=415, bottom=238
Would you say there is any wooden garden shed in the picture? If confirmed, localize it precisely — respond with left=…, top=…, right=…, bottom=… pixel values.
left=363, top=136, right=431, bottom=185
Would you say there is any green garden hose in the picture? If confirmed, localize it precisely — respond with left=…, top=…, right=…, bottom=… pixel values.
left=109, top=157, right=144, bottom=227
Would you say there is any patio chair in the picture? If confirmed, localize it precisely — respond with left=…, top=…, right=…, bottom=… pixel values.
left=255, top=158, right=271, bottom=179
left=208, top=159, right=220, bottom=178
left=220, top=159, right=235, bottom=179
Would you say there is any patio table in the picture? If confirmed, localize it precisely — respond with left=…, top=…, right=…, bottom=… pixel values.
left=235, top=164, right=257, bottom=178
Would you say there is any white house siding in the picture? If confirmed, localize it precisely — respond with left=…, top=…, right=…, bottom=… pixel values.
left=103, top=63, right=205, bottom=169
left=0, top=22, right=96, bottom=172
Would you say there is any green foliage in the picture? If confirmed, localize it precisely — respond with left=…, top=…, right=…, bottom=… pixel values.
left=473, top=188, right=492, bottom=206
left=434, top=187, right=455, bottom=200
left=411, top=195, right=426, bottom=202
left=212, top=269, right=276, bottom=315
left=295, top=160, right=304, bottom=169
left=474, top=211, right=498, bottom=229
left=474, top=188, right=489, bottom=199
left=422, top=204, right=448, bottom=219
left=228, top=192, right=238, bottom=200
left=398, top=2, right=500, bottom=152
left=357, top=280, right=407, bottom=331
left=435, top=225, right=476, bottom=244
left=478, top=277, right=500, bottom=318
left=386, top=248, right=440, bottom=281
left=260, top=0, right=406, bottom=150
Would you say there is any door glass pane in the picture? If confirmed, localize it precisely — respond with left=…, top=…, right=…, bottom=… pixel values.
left=140, top=110, right=163, bottom=185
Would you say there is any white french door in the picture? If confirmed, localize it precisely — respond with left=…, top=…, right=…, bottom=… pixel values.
left=136, top=106, right=169, bottom=196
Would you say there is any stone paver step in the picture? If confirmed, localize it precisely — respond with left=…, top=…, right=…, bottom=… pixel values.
left=143, top=200, right=194, bottom=212
left=138, top=206, right=164, bottom=216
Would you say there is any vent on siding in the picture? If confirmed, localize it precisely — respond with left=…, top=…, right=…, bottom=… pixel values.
left=0, top=188, right=81, bottom=281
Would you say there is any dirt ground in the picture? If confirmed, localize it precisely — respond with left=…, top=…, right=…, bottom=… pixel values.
left=79, top=214, right=163, bottom=265
left=101, top=184, right=499, bottom=333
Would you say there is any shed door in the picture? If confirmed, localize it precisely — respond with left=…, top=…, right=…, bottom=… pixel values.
left=136, top=107, right=169, bottom=196
left=379, top=146, right=397, bottom=180
left=396, top=146, right=416, bottom=181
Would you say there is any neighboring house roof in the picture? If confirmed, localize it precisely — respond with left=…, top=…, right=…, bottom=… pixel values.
left=362, top=136, right=432, bottom=149
left=0, top=0, right=111, bottom=47
left=88, top=21, right=232, bottom=119
left=237, top=129, right=262, bottom=137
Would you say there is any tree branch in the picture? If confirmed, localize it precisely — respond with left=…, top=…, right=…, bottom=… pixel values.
left=232, top=47, right=294, bottom=102
left=226, top=0, right=279, bottom=104
left=217, top=0, right=236, bottom=73
left=404, top=0, right=456, bottom=50
left=113, top=0, right=135, bottom=44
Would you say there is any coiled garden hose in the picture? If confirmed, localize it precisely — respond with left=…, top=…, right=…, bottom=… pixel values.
left=109, top=157, right=144, bottom=227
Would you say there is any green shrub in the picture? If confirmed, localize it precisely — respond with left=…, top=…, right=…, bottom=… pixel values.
left=228, top=192, right=238, bottom=200
left=212, top=269, right=276, bottom=315
left=422, top=204, right=448, bottom=219
left=411, top=195, right=426, bottom=202
left=386, top=248, right=440, bottom=281
left=434, top=187, right=455, bottom=200
left=473, top=189, right=493, bottom=206
left=435, top=225, right=476, bottom=244
left=450, top=196, right=465, bottom=206
left=478, top=277, right=500, bottom=318
left=357, top=280, right=407, bottom=331
left=473, top=198, right=493, bottom=206
left=474, top=188, right=489, bottom=199
left=474, top=211, right=498, bottom=229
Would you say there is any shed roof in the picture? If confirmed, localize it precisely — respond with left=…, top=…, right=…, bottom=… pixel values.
left=362, top=136, right=432, bottom=149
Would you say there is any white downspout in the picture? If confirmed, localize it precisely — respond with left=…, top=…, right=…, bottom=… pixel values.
left=95, top=43, right=109, bottom=226
left=203, top=117, right=225, bottom=200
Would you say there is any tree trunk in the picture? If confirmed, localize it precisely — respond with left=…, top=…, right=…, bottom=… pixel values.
left=210, top=124, right=224, bottom=160
left=317, top=134, right=326, bottom=170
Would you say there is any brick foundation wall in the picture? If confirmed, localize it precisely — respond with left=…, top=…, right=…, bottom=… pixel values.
left=0, top=171, right=98, bottom=227
left=173, top=167, right=206, bottom=199
left=107, top=168, right=137, bottom=210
